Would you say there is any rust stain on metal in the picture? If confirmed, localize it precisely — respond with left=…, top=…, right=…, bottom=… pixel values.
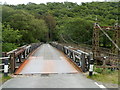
left=15, top=59, right=29, bottom=74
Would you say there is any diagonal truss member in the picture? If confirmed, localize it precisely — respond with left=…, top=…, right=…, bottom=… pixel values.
left=92, top=23, right=120, bottom=60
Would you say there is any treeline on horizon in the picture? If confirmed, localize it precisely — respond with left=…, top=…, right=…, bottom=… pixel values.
left=1, top=2, right=118, bottom=52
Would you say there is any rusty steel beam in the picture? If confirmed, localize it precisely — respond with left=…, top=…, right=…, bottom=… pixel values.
left=96, top=65, right=118, bottom=68
left=95, top=26, right=114, bottom=30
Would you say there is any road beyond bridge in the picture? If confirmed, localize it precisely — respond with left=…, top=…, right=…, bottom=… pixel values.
left=2, top=44, right=104, bottom=88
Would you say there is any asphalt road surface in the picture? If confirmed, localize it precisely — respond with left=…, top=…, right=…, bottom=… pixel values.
left=1, top=44, right=105, bottom=88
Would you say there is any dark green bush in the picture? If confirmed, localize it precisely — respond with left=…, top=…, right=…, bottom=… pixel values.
left=2, top=43, right=18, bottom=52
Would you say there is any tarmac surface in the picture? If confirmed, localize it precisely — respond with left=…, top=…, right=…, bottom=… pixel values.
left=2, top=74, right=100, bottom=88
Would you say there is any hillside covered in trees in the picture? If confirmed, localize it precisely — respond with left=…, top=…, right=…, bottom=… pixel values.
left=2, top=2, right=118, bottom=52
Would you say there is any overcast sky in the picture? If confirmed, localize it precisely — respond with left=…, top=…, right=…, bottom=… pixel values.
left=1, top=0, right=106, bottom=5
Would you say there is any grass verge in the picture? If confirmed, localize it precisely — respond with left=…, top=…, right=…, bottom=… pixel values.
left=0, top=74, right=12, bottom=84
left=87, top=70, right=119, bottom=84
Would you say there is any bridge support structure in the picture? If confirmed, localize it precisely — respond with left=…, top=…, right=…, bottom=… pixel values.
left=92, top=22, right=120, bottom=71
left=92, top=23, right=100, bottom=60
left=92, top=23, right=119, bottom=61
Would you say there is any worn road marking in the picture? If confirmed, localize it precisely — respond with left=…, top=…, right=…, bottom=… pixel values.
left=95, top=82, right=106, bottom=89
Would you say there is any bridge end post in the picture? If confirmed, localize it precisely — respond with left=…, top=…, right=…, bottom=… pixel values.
left=89, top=52, right=94, bottom=76
left=4, top=58, right=9, bottom=77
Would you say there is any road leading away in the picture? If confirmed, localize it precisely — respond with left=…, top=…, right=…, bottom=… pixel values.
left=2, top=44, right=103, bottom=88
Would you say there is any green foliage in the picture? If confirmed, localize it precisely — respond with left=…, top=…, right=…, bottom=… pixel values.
left=58, top=18, right=93, bottom=44
left=2, top=43, right=18, bottom=52
left=2, top=6, right=15, bottom=22
left=94, top=68, right=104, bottom=74
left=19, top=30, right=38, bottom=44
left=88, top=70, right=118, bottom=84
left=2, top=25, right=21, bottom=52
left=2, top=2, right=118, bottom=51
left=29, top=18, right=48, bottom=42
left=94, top=66, right=117, bottom=74
left=5, top=10, right=34, bottom=30
left=2, top=25, right=22, bottom=43
left=44, top=14, right=56, bottom=41
left=3, top=6, right=48, bottom=45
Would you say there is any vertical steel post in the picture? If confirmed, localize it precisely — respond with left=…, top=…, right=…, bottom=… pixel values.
left=73, top=52, right=75, bottom=62
left=81, top=53, right=86, bottom=72
left=112, top=24, right=119, bottom=55
left=10, top=53, right=15, bottom=73
left=23, top=50, right=26, bottom=59
left=118, top=25, right=120, bottom=58
left=18, top=54, right=22, bottom=63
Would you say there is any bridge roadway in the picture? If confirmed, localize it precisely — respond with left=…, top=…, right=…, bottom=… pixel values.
left=2, top=44, right=102, bottom=88
left=16, top=44, right=78, bottom=74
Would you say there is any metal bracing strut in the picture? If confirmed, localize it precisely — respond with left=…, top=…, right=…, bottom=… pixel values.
left=97, top=24, right=120, bottom=51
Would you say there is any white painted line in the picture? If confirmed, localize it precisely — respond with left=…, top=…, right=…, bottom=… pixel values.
left=95, top=82, right=106, bottom=89
left=99, top=85, right=106, bottom=88
left=0, top=85, right=3, bottom=90
left=0, top=57, right=10, bottom=59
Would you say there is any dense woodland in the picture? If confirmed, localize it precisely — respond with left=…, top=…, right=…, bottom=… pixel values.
left=2, top=2, right=119, bottom=52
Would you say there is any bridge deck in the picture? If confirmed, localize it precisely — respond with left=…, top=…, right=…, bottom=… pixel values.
left=16, top=44, right=78, bottom=74
left=2, top=44, right=104, bottom=88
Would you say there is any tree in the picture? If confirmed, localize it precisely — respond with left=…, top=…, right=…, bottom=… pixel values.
left=2, top=25, right=22, bottom=43
left=3, top=7, right=48, bottom=44
left=58, top=18, right=93, bottom=44
left=2, top=2, right=118, bottom=49
left=44, top=14, right=56, bottom=41
left=5, top=10, right=34, bottom=30
left=2, top=6, right=15, bottom=22
left=2, top=25, right=22, bottom=52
